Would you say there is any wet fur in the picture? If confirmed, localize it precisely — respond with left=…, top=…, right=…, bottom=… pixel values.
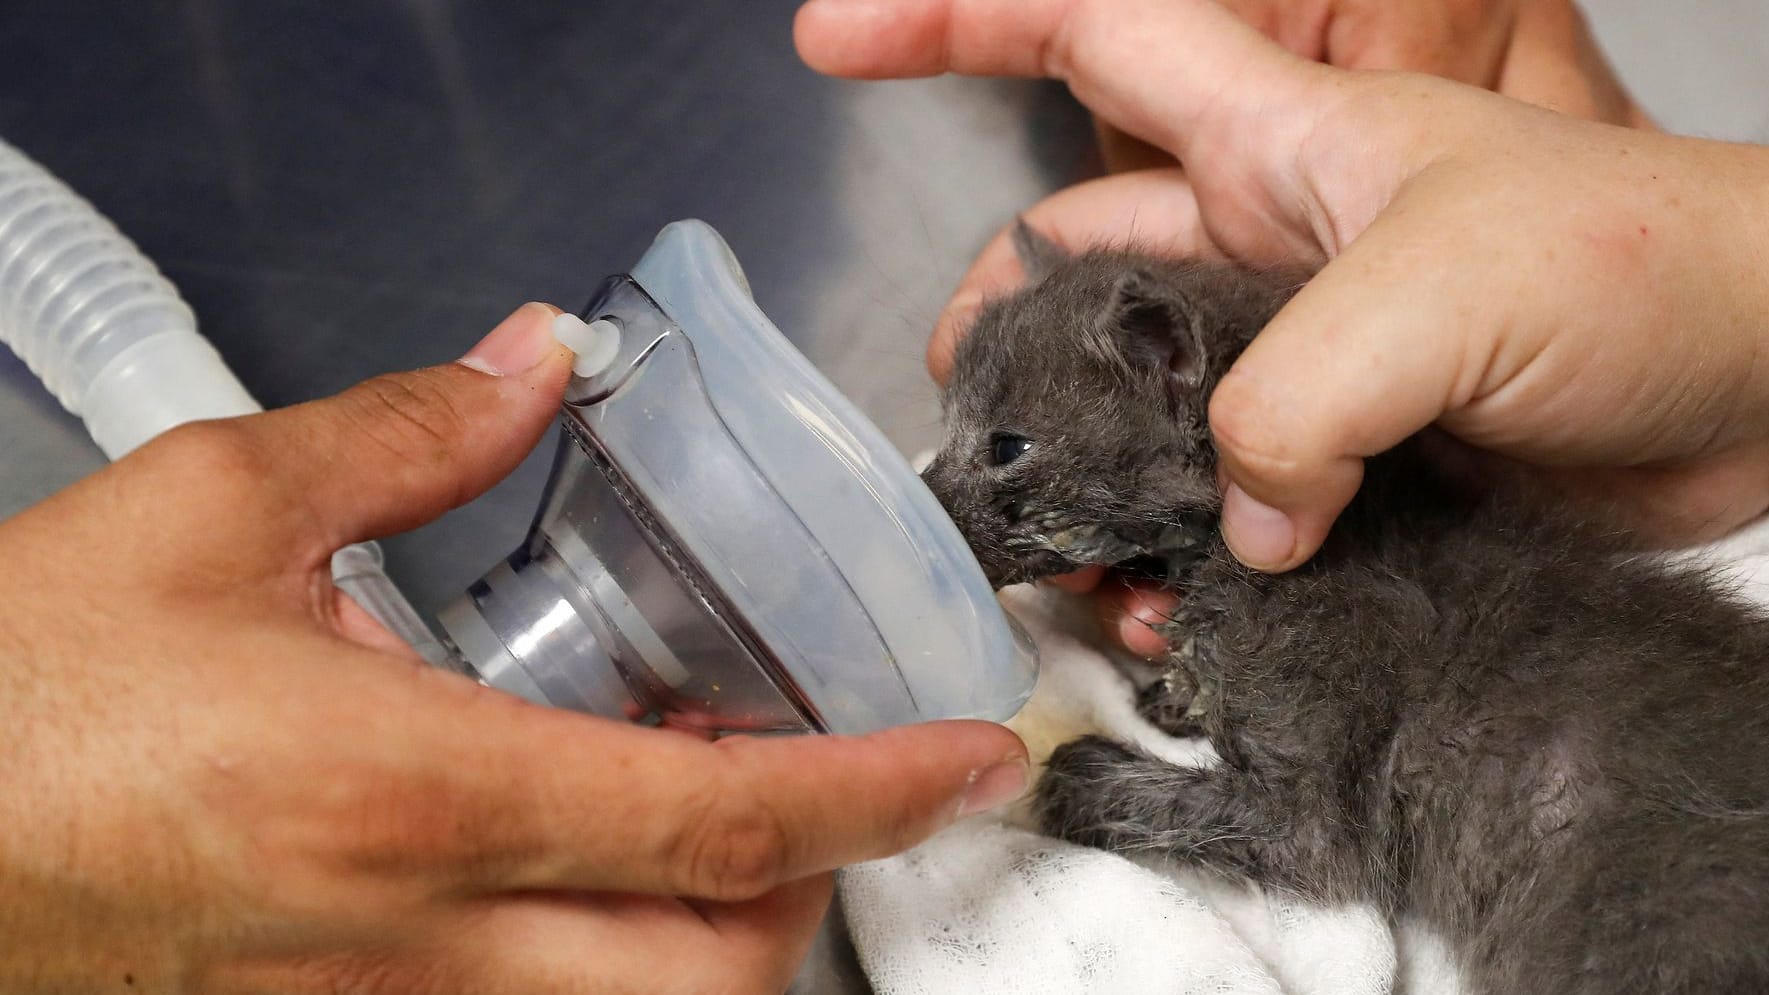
left=924, top=227, right=1769, bottom=993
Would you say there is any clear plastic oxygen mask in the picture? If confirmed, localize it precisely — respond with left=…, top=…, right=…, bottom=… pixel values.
left=435, top=221, right=1037, bottom=735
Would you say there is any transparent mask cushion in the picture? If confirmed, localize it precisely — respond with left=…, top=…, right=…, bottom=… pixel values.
left=439, top=220, right=1037, bottom=736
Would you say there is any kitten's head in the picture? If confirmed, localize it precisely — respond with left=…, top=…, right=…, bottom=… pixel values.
left=923, top=224, right=1293, bottom=587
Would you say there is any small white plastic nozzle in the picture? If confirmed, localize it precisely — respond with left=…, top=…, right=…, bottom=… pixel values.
left=552, top=313, right=622, bottom=378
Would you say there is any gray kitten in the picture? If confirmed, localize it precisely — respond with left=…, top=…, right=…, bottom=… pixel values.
left=923, top=225, right=1769, bottom=994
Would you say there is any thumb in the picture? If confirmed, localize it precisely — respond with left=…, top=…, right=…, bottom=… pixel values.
left=1208, top=177, right=1500, bottom=570
left=243, top=302, right=575, bottom=551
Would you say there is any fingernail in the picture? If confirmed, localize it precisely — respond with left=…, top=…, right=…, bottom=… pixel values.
left=957, top=757, right=1030, bottom=818
left=1121, top=591, right=1179, bottom=658
left=458, top=302, right=563, bottom=376
left=1119, top=612, right=1171, bottom=658
left=1221, top=482, right=1296, bottom=571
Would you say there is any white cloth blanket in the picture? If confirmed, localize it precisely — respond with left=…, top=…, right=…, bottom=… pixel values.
left=840, top=517, right=1769, bottom=995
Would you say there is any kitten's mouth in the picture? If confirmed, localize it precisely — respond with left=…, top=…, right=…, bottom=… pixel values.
left=1109, top=554, right=1177, bottom=581
left=1142, top=514, right=1218, bottom=576
left=986, top=510, right=1218, bottom=589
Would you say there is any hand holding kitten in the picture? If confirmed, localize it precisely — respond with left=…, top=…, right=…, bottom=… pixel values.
left=797, top=0, right=1769, bottom=581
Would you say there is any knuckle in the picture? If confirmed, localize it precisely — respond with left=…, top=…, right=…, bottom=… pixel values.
left=1208, top=374, right=1301, bottom=474
left=129, top=420, right=284, bottom=529
left=331, top=772, right=496, bottom=880
left=343, top=369, right=469, bottom=467
left=191, top=946, right=452, bottom=995
left=141, top=419, right=272, bottom=493
left=222, top=753, right=480, bottom=894
left=674, top=780, right=793, bottom=901
left=300, top=951, right=443, bottom=995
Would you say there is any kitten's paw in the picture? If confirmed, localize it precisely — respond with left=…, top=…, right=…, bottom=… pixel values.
left=1036, top=735, right=1167, bottom=852
left=1136, top=670, right=1206, bottom=738
left=1037, top=736, right=1271, bottom=879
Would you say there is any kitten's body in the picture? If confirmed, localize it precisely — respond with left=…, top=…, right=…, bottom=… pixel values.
left=925, top=232, right=1769, bottom=993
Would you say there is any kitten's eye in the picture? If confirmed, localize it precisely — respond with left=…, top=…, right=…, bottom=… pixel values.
left=989, top=434, right=1034, bottom=466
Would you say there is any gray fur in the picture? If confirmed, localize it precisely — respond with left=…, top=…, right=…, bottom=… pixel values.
left=924, top=235, right=1769, bottom=993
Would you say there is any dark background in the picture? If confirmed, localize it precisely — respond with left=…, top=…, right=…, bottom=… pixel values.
left=0, top=0, right=1094, bottom=618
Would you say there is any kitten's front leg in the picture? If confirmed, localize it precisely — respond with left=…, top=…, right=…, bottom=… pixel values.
left=1037, top=736, right=1357, bottom=900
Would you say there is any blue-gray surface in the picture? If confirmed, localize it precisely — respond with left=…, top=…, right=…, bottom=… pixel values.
left=0, top=0, right=1098, bottom=617
left=1, top=3, right=1764, bottom=993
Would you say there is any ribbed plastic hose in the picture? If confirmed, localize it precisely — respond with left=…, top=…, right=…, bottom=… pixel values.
left=0, top=139, right=256, bottom=455
left=0, top=137, right=452, bottom=665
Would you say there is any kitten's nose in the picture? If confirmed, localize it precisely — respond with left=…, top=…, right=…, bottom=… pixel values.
left=920, top=455, right=956, bottom=501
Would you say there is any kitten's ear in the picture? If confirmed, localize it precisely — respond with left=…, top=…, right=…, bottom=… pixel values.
left=1012, top=219, right=1068, bottom=282
left=1103, top=269, right=1208, bottom=392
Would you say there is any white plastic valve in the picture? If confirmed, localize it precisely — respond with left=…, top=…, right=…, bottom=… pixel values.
left=551, top=313, right=622, bottom=378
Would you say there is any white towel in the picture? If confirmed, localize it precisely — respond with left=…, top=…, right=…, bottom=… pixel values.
left=842, top=519, right=1769, bottom=995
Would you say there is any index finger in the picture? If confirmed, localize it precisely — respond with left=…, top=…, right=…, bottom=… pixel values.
left=418, top=689, right=1029, bottom=902
left=794, top=0, right=1308, bottom=158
